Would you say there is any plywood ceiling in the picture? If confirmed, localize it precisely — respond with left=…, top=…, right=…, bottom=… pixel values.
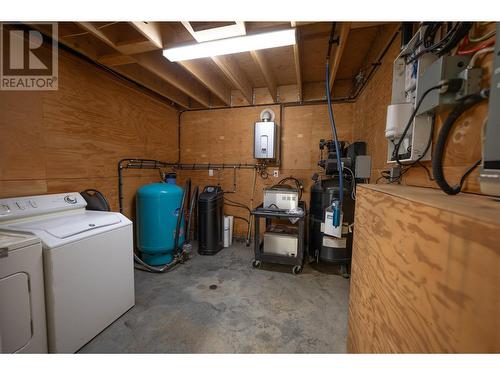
left=29, top=21, right=400, bottom=109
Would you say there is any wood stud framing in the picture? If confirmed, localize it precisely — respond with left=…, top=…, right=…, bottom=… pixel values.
left=328, top=22, right=351, bottom=92
left=250, top=50, right=278, bottom=102
left=291, top=23, right=303, bottom=101
left=28, top=21, right=394, bottom=109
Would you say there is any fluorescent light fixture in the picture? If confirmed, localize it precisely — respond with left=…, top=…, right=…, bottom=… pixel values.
left=163, top=28, right=296, bottom=62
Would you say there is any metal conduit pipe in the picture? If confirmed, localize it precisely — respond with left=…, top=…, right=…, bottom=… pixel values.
left=118, top=158, right=258, bottom=213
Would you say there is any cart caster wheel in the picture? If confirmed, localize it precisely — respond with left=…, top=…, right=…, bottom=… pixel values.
left=252, top=260, right=261, bottom=268
left=340, top=264, right=350, bottom=279
left=292, top=265, right=303, bottom=275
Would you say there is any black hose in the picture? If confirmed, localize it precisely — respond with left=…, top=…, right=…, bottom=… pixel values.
left=186, top=185, right=198, bottom=244
left=393, top=84, right=444, bottom=165
left=326, top=22, right=337, bottom=60
left=432, top=91, right=489, bottom=195
left=173, top=179, right=190, bottom=256
left=401, top=22, right=414, bottom=48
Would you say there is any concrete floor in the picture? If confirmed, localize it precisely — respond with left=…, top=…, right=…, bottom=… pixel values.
left=79, top=241, right=350, bottom=353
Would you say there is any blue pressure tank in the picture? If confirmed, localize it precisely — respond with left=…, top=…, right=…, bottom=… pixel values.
left=136, top=180, right=185, bottom=266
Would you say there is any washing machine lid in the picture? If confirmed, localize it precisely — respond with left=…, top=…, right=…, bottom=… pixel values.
left=13, top=211, right=121, bottom=239
left=0, top=230, right=40, bottom=252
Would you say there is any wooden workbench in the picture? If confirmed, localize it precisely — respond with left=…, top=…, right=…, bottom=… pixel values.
left=347, top=184, right=500, bottom=353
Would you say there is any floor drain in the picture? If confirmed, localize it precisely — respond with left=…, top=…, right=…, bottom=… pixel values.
left=209, top=284, right=218, bottom=290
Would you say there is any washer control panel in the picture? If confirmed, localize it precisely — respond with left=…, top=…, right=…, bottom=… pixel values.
left=0, top=193, right=86, bottom=222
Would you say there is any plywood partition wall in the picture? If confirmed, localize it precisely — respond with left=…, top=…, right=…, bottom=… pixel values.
left=353, top=33, right=493, bottom=194
left=178, top=103, right=354, bottom=236
left=348, top=184, right=500, bottom=353
left=0, top=48, right=179, bottom=218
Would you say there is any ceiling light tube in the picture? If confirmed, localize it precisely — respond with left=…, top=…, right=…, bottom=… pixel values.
left=163, top=28, right=296, bottom=62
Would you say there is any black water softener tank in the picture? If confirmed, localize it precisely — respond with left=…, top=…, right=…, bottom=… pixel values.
left=198, top=186, right=224, bottom=255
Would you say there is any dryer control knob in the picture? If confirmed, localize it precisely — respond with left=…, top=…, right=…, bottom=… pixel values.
left=64, top=195, right=78, bottom=204
left=0, top=204, right=10, bottom=215
left=15, top=201, right=26, bottom=210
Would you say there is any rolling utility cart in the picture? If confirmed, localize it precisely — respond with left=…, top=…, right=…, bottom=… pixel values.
left=251, top=201, right=306, bottom=274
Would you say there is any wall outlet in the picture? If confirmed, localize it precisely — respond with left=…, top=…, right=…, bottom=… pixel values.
left=208, top=169, right=214, bottom=176
left=273, top=170, right=279, bottom=178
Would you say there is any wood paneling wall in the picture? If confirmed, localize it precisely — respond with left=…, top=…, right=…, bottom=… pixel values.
left=353, top=33, right=493, bottom=194
left=348, top=184, right=500, bottom=353
left=0, top=48, right=179, bottom=218
left=178, top=103, right=354, bottom=235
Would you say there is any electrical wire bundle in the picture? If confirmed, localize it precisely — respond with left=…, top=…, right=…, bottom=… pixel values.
left=392, top=83, right=445, bottom=165
left=432, top=89, right=490, bottom=195
left=406, top=22, right=473, bottom=63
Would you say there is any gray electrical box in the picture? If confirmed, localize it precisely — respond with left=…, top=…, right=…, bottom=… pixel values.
left=355, top=155, right=372, bottom=179
left=254, top=121, right=278, bottom=159
left=416, top=55, right=481, bottom=115
left=480, top=22, right=500, bottom=196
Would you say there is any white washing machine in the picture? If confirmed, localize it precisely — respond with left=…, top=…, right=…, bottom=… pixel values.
left=0, top=230, right=47, bottom=353
left=0, top=192, right=135, bottom=353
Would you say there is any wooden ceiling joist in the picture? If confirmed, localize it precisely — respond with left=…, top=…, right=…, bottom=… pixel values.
left=75, top=22, right=212, bottom=108
left=250, top=50, right=278, bottom=102
left=129, top=21, right=163, bottom=49
left=351, top=22, right=388, bottom=30
left=28, top=21, right=396, bottom=108
left=27, top=23, right=190, bottom=108
left=76, top=22, right=116, bottom=49
left=97, top=54, right=136, bottom=67
left=290, top=24, right=303, bottom=101
left=328, top=22, right=351, bottom=92
left=211, top=55, right=254, bottom=104
left=132, top=52, right=211, bottom=107
left=178, top=22, right=246, bottom=106
left=178, top=60, right=232, bottom=106
left=113, top=64, right=191, bottom=108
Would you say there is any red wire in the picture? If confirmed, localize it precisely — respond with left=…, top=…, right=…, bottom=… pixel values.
left=457, top=39, right=495, bottom=55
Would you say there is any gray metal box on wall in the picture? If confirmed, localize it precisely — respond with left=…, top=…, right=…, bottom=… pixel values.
left=355, top=155, right=372, bottom=179
left=254, top=121, right=278, bottom=159
left=416, top=55, right=480, bottom=115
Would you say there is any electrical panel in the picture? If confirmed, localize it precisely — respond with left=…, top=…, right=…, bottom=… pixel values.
left=386, top=26, right=435, bottom=164
left=254, top=121, right=278, bottom=159
left=480, top=23, right=500, bottom=196
left=386, top=25, right=485, bottom=165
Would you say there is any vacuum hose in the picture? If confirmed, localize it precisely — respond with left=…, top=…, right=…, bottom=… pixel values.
left=432, top=90, right=489, bottom=195
left=134, top=178, right=195, bottom=273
